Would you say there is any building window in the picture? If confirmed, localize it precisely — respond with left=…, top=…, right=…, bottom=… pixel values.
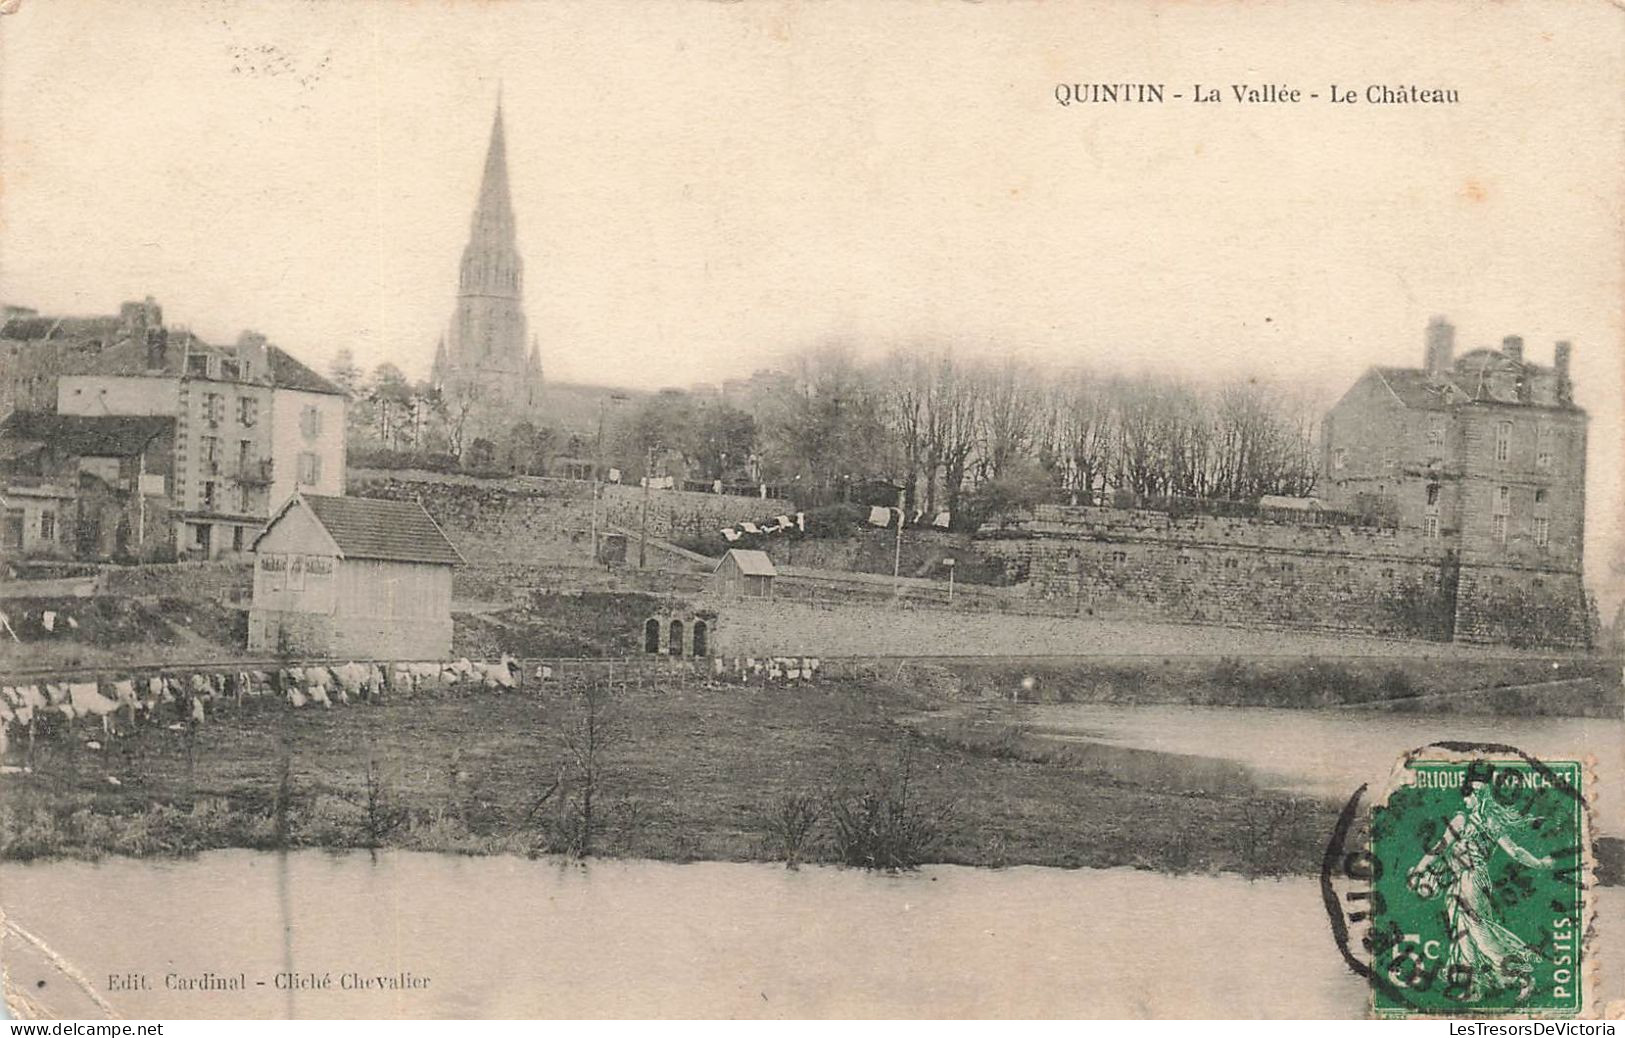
left=297, top=452, right=322, bottom=486
left=1110, top=551, right=1128, bottom=565
left=1494, top=485, right=1510, bottom=515
left=1424, top=515, right=1439, bottom=539
left=1534, top=488, right=1548, bottom=509
left=1332, top=448, right=1347, bottom=471
left=1534, top=516, right=1550, bottom=548
left=1491, top=515, right=1507, bottom=543
left=219, top=359, right=240, bottom=381
left=202, top=480, right=217, bottom=510
left=1427, top=414, right=1446, bottom=448
left=1494, top=421, right=1512, bottom=463
left=238, top=439, right=255, bottom=472
left=39, top=512, right=55, bottom=541
left=187, top=354, right=210, bottom=377
left=193, top=523, right=211, bottom=551
left=232, top=526, right=245, bottom=552
left=201, top=435, right=219, bottom=473
left=1536, top=426, right=1552, bottom=469
left=203, top=392, right=224, bottom=425
left=300, top=405, right=323, bottom=439
left=238, top=397, right=257, bottom=426
left=1424, top=484, right=1441, bottom=512
left=1223, top=557, right=1239, bottom=570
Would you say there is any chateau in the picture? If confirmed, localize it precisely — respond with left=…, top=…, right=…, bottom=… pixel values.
left=431, top=100, right=544, bottom=445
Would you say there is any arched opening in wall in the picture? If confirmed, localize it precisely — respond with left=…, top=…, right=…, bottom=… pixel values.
left=668, top=619, right=685, bottom=657
left=644, top=618, right=660, bottom=654
left=692, top=620, right=708, bottom=657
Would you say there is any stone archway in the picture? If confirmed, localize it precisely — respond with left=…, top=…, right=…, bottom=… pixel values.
left=668, top=619, right=685, bottom=656
left=692, top=620, right=708, bottom=657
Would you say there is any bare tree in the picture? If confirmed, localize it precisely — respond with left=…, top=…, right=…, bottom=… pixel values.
left=1057, top=370, right=1115, bottom=504
left=974, top=358, right=1041, bottom=485
left=924, top=353, right=980, bottom=516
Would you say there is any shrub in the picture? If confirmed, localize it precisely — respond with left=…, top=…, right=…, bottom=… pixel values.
left=760, top=792, right=822, bottom=869
left=827, top=744, right=952, bottom=871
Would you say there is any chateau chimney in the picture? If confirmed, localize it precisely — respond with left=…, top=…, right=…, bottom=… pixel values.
left=1502, top=335, right=1524, bottom=364
left=1424, top=316, right=1455, bottom=376
left=1554, top=341, right=1573, bottom=403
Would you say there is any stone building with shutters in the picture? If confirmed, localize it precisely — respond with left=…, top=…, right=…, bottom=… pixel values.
left=55, top=320, right=347, bottom=558
left=248, top=493, right=465, bottom=659
left=1316, top=318, right=1588, bottom=646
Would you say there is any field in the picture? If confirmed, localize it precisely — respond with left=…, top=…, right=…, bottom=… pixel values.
left=1, top=667, right=1338, bottom=877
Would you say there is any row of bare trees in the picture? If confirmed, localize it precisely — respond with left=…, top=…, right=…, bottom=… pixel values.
left=328, top=342, right=1321, bottom=511
left=754, top=345, right=1322, bottom=515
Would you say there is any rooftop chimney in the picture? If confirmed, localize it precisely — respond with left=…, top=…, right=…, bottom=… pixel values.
left=1554, top=341, right=1573, bottom=403
left=1502, top=335, right=1524, bottom=364
left=145, top=326, right=168, bottom=371
left=1424, top=316, right=1455, bottom=376
left=235, top=330, right=269, bottom=381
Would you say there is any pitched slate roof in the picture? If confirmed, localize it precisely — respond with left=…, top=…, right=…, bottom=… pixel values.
left=717, top=548, right=776, bottom=577
left=74, top=335, right=344, bottom=396
left=267, top=345, right=345, bottom=396
left=0, top=314, right=124, bottom=343
left=1369, top=347, right=1574, bottom=411
left=0, top=413, right=174, bottom=458
left=272, top=494, right=464, bottom=566
left=1371, top=367, right=1460, bottom=410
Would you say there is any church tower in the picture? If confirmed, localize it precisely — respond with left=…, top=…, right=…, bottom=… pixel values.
left=433, top=98, right=544, bottom=441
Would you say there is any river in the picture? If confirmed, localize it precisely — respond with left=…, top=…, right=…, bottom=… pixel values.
left=3, top=703, right=1621, bottom=1019
left=1019, top=704, right=1625, bottom=833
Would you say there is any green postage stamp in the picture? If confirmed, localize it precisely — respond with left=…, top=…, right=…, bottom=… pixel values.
left=1364, top=750, right=1593, bottom=1017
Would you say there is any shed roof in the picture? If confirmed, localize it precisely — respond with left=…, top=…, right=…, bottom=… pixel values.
left=0, top=413, right=174, bottom=458
left=255, top=494, right=465, bottom=566
left=716, top=548, right=776, bottom=577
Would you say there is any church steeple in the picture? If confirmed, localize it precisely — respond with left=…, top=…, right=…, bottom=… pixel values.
left=438, top=95, right=543, bottom=444
left=459, top=100, right=522, bottom=298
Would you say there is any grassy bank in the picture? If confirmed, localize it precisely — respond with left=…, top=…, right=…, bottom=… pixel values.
left=939, top=655, right=1623, bottom=717
left=2, top=667, right=1339, bottom=877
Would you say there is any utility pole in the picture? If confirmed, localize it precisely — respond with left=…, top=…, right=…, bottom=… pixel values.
left=638, top=443, right=654, bottom=569
left=590, top=397, right=606, bottom=562
left=590, top=393, right=627, bottom=566
left=892, top=485, right=905, bottom=594
left=945, top=557, right=955, bottom=604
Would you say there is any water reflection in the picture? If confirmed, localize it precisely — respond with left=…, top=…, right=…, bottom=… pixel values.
left=1021, top=705, right=1625, bottom=833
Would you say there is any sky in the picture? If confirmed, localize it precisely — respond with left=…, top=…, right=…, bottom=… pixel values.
left=1, top=0, right=1621, bottom=594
